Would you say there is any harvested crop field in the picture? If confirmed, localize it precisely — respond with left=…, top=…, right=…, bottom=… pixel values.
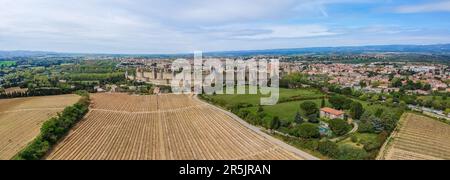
left=0, top=95, right=80, bottom=160
left=381, top=113, right=450, bottom=160
left=47, top=93, right=306, bottom=160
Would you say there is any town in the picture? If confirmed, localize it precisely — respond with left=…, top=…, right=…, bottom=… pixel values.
left=116, top=57, right=450, bottom=120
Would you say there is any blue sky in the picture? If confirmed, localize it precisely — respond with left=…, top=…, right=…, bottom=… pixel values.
left=1, top=0, right=450, bottom=54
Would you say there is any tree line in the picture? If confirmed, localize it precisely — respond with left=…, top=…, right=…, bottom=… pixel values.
left=13, top=91, right=90, bottom=160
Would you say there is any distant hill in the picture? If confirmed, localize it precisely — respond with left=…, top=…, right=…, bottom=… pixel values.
left=1, top=44, right=450, bottom=58
left=204, top=44, right=450, bottom=57
left=0, top=50, right=59, bottom=58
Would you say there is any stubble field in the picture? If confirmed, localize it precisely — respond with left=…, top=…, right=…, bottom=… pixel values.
left=46, top=93, right=304, bottom=160
left=381, top=113, right=450, bottom=160
left=0, top=95, right=80, bottom=160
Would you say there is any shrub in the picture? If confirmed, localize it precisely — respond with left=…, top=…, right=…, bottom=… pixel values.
left=351, top=135, right=358, bottom=143
left=363, top=141, right=382, bottom=152
left=294, top=112, right=304, bottom=125
left=317, top=141, right=339, bottom=158
left=308, top=114, right=320, bottom=123
left=269, top=116, right=281, bottom=130
left=337, top=145, right=369, bottom=160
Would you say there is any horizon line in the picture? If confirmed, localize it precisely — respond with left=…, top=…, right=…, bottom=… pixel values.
left=1, top=42, right=450, bottom=56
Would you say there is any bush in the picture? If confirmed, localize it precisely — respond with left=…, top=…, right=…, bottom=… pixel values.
left=14, top=93, right=90, bottom=160
left=329, top=119, right=352, bottom=136
left=363, top=141, right=382, bottom=152
left=294, top=112, right=304, bottom=125
left=351, top=135, right=358, bottom=143
left=308, top=114, right=320, bottom=123
left=269, top=116, right=281, bottom=130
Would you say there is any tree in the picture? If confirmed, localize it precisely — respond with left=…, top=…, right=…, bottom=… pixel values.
left=388, top=73, right=395, bottom=81
left=293, top=123, right=320, bottom=139
left=423, top=84, right=432, bottom=91
left=270, top=116, right=281, bottom=130
left=359, top=81, right=367, bottom=88
left=358, top=120, right=375, bottom=133
left=359, top=111, right=384, bottom=133
left=321, top=98, right=326, bottom=108
left=380, top=111, right=397, bottom=133
left=300, top=101, right=319, bottom=116
left=343, top=98, right=354, bottom=110
left=342, top=87, right=352, bottom=96
left=329, top=119, right=352, bottom=136
left=391, top=78, right=403, bottom=88
left=294, top=112, right=304, bottom=124
left=329, top=95, right=346, bottom=110
left=350, top=102, right=365, bottom=120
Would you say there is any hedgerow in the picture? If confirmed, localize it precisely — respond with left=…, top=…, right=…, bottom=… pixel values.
left=13, top=91, right=90, bottom=160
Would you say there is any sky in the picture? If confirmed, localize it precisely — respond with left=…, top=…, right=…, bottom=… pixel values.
left=1, top=0, right=450, bottom=54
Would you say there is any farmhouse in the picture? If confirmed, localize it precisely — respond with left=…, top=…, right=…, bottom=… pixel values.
left=320, top=107, right=345, bottom=120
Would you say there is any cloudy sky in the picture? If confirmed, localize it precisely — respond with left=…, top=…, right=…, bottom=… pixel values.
left=1, top=0, right=450, bottom=54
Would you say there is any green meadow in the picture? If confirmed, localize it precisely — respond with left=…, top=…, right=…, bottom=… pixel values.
left=204, top=86, right=326, bottom=122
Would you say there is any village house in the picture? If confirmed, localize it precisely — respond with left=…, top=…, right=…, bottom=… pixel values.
left=320, top=107, right=345, bottom=120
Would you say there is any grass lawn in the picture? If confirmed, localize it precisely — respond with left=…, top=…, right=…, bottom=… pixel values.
left=263, top=99, right=330, bottom=122
left=205, top=87, right=326, bottom=122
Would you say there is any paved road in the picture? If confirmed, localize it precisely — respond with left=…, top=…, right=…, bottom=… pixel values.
left=194, top=95, right=320, bottom=160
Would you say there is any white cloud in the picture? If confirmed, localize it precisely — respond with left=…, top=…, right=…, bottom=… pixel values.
left=231, top=25, right=337, bottom=39
left=0, top=0, right=448, bottom=53
left=395, top=0, right=450, bottom=13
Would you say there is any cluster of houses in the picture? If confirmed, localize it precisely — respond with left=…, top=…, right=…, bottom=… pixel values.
left=282, top=62, right=449, bottom=94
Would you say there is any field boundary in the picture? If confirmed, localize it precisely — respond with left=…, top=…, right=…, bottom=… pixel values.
left=89, top=104, right=208, bottom=114
left=194, top=95, right=320, bottom=160
left=0, top=108, right=66, bottom=114
left=376, top=113, right=408, bottom=160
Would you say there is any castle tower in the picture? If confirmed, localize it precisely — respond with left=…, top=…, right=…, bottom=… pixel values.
left=152, top=67, right=158, bottom=79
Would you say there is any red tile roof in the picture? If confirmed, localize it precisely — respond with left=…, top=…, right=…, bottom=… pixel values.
left=321, top=107, right=344, bottom=116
